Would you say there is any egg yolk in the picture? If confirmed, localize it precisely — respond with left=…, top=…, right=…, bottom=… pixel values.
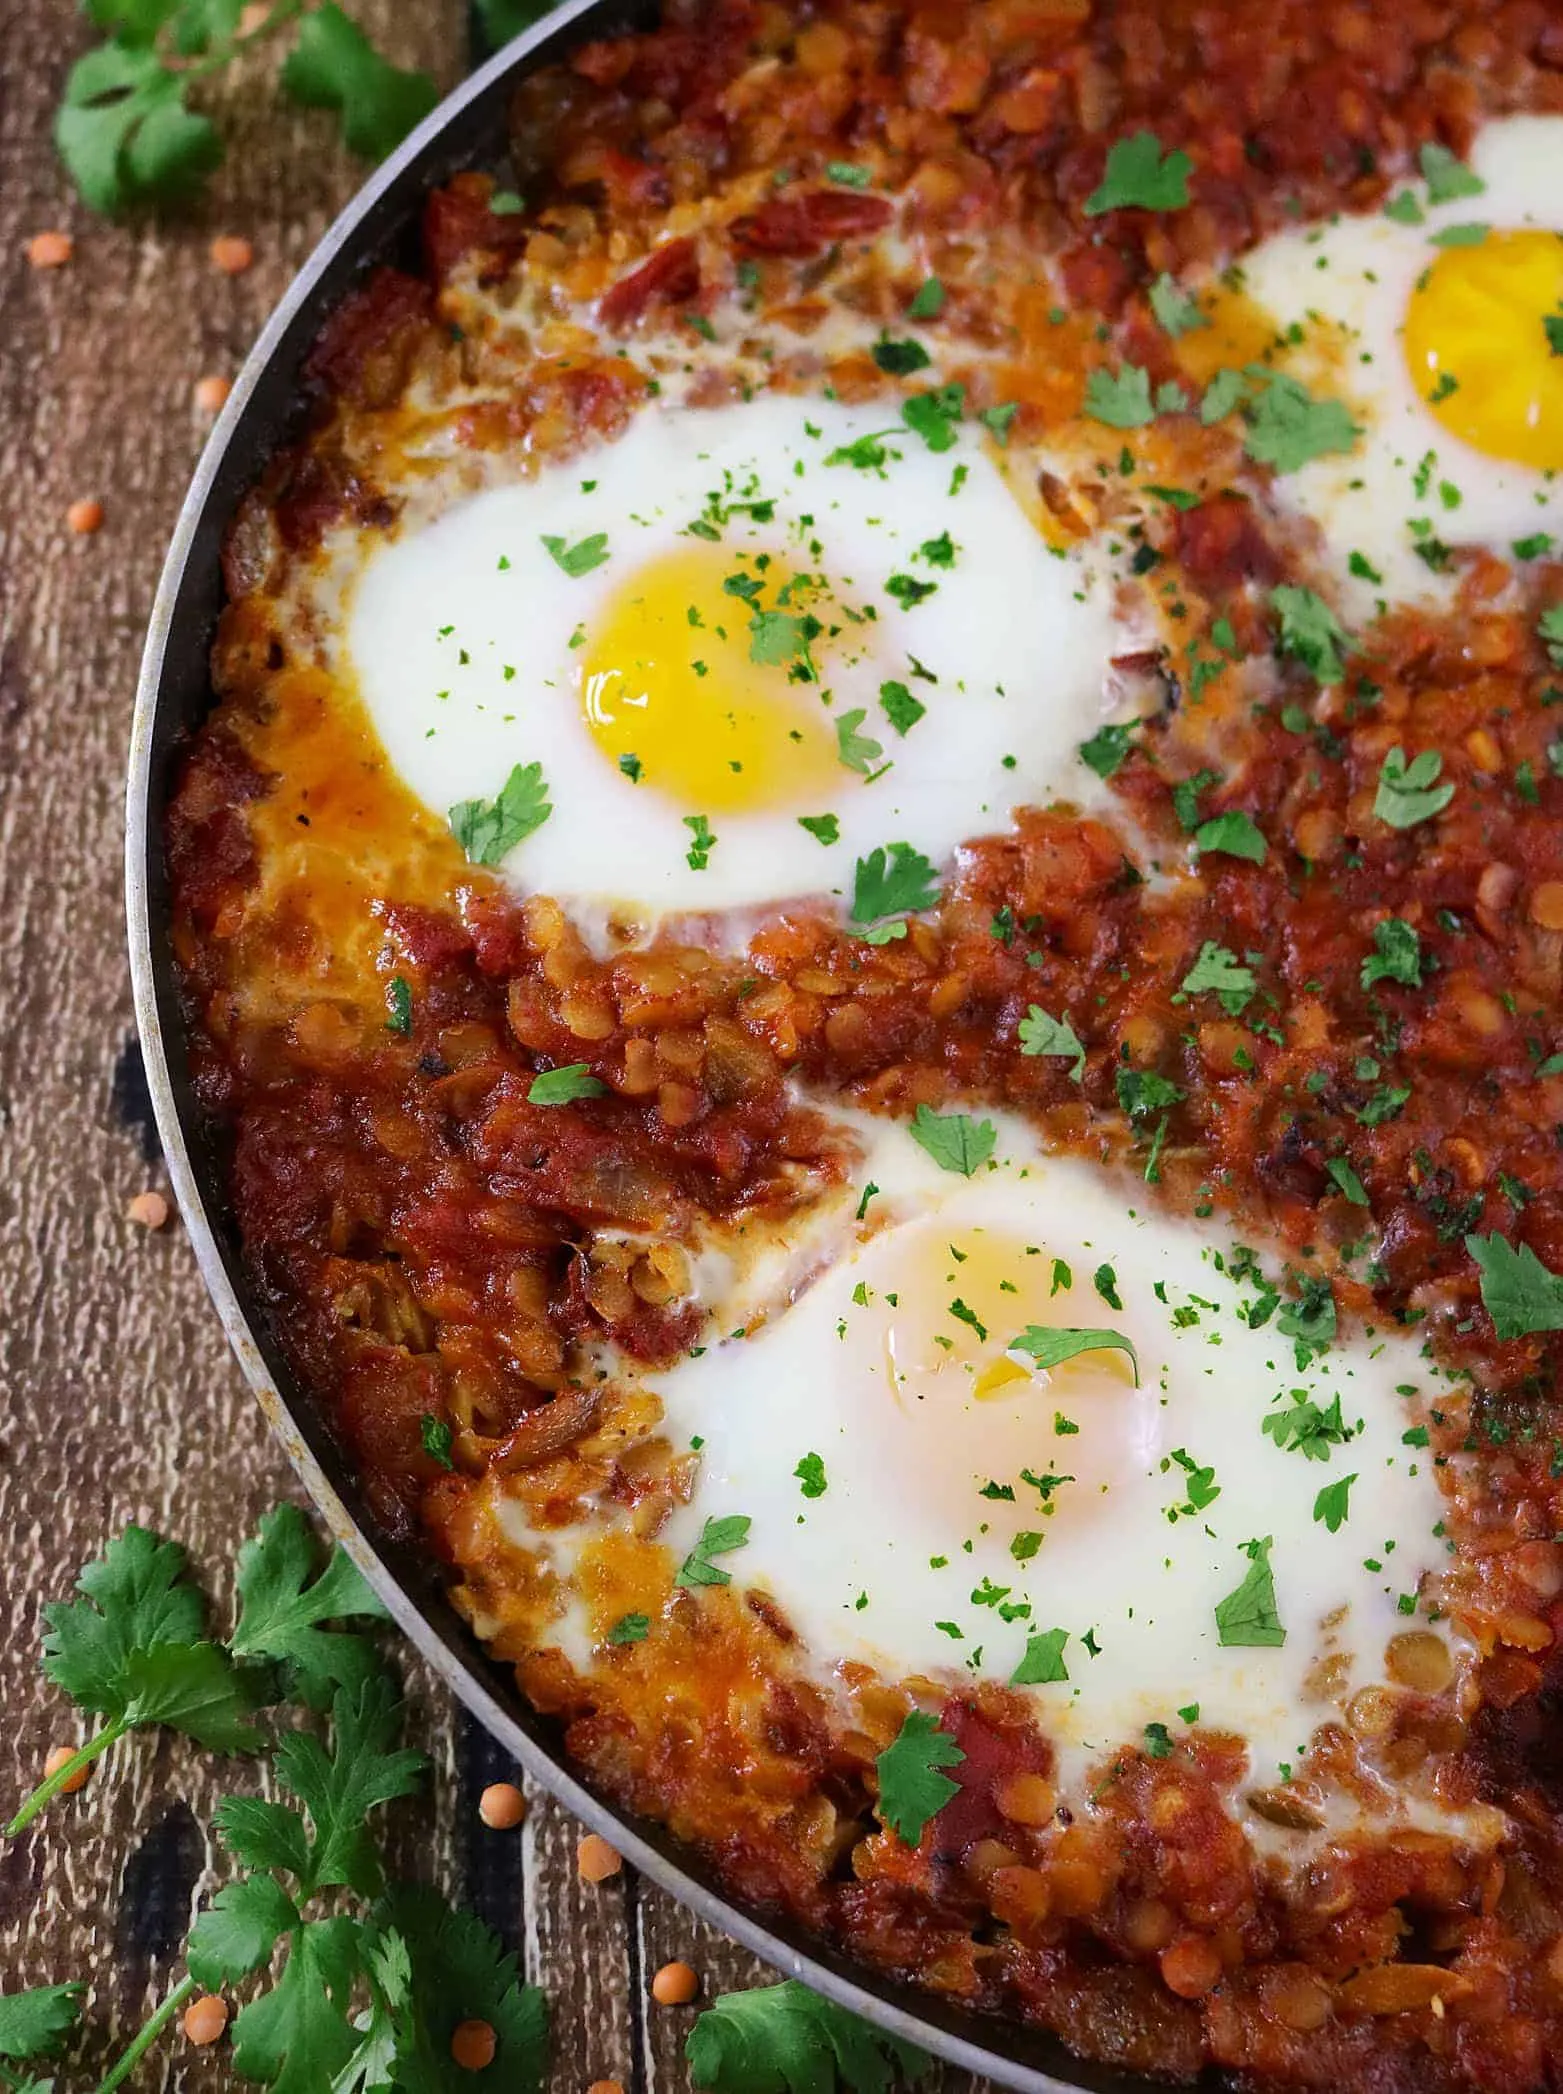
left=1403, top=229, right=1563, bottom=469
left=579, top=545, right=842, bottom=812
left=857, top=1222, right=1151, bottom=1539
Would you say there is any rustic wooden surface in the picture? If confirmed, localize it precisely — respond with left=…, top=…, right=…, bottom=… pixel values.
left=0, top=5, right=987, bottom=2089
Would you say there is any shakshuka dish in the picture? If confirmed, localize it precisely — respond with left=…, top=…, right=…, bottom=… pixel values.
left=167, top=2, right=1563, bottom=2085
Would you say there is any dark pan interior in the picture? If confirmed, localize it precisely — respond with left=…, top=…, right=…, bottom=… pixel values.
left=127, top=8, right=1204, bottom=2087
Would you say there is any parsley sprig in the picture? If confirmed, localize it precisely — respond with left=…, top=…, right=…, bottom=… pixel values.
left=11, top=1515, right=550, bottom=2094
left=9, top=1526, right=263, bottom=1837
left=56, top=2, right=437, bottom=216
left=686, top=1980, right=930, bottom=2094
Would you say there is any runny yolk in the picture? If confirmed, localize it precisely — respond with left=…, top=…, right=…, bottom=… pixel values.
left=1403, top=229, right=1563, bottom=470
left=878, top=1226, right=1139, bottom=1406
left=578, top=544, right=841, bottom=812
left=863, top=1223, right=1148, bottom=1533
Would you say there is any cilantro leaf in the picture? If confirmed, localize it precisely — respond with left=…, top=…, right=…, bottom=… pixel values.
left=1242, top=374, right=1359, bottom=473
left=685, top=814, right=717, bottom=870
left=272, top=1678, right=427, bottom=1898
left=115, top=1640, right=263, bottom=1750
left=1177, top=941, right=1256, bottom=1015
left=1010, top=1627, right=1070, bottom=1686
left=878, top=680, right=925, bottom=735
left=908, top=1106, right=995, bottom=1177
left=875, top=1710, right=964, bottom=1845
left=539, top=532, right=610, bottom=578
left=0, top=1985, right=83, bottom=2064
left=1116, top=1068, right=1184, bottom=1121
left=834, top=709, right=884, bottom=775
left=1326, top=1158, right=1370, bottom=1207
left=1373, top=746, right=1454, bottom=829
left=56, top=41, right=221, bottom=214
left=1262, top=1390, right=1350, bottom=1460
left=1360, top=918, right=1423, bottom=990
left=794, top=1454, right=828, bottom=1500
left=1201, top=368, right=1250, bottom=424
left=872, top=336, right=931, bottom=376
left=1539, top=605, right=1563, bottom=668
left=1429, top=221, right=1488, bottom=248
left=798, top=814, right=839, bottom=846
left=1193, top=810, right=1268, bottom=862
left=1010, top=1326, right=1139, bottom=1384
left=900, top=384, right=965, bottom=453
left=675, top=1514, right=751, bottom=1590
left=528, top=1063, right=607, bottom=1105
left=39, top=1524, right=258, bottom=1751
left=188, top=1874, right=302, bottom=1987
left=1078, top=721, right=1134, bottom=779
left=607, top=1613, right=649, bottom=1645
left=1465, top=1231, right=1563, bottom=1339
left=749, top=608, right=816, bottom=667
left=1313, top=1475, right=1356, bottom=1533
left=213, top=1795, right=313, bottom=1879
left=280, top=4, right=438, bottom=162
left=685, top=1980, right=930, bottom=2094
left=449, top=762, right=551, bottom=866
left=1149, top=273, right=1205, bottom=337
left=229, top=1915, right=364, bottom=2094
left=1084, top=364, right=1155, bottom=428
left=1271, top=585, right=1351, bottom=683
left=1214, top=1536, right=1286, bottom=1647
left=849, top=842, right=940, bottom=930
left=1017, top=1006, right=1086, bottom=1080
left=1084, top=131, right=1193, bottom=216
left=908, top=278, right=945, bottom=320
left=230, top=1506, right=388, bottom=1711
left=364, top=1885, right=549, bottom=2094
left=1420, top=142, right=1485, bottom=202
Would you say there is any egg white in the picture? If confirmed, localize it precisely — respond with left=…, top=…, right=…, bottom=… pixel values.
left=1233, top=114, right=1563, bottom=616
left=345, top=391, right=1115, bottom=923
left=516, top=1110, right=1457, bottom=1799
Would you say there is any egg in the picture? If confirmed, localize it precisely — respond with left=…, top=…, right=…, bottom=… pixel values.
left=1201, top=114, right=1563, bottom=614
left=346, top=390, right=1115, bottom=922
left=640, top=1111, right=1454, bottom=1794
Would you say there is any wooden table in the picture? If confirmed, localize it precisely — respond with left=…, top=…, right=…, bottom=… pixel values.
left=0, top=5, right=983, bottom=2086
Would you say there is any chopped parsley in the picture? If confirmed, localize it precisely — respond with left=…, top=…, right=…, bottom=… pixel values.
left=1373, top=746, right=1455, bottom=828
left=1010, top=1627, right=1070, bottom=1686
left=607, top=1613, right=650, bottom=1645
left=834, top=708, right=885, bottom=775
left=1017, top=1005, right=1087, bottom=1080
left=794, top=1454, right=828, bottom=1499
left=1465, top=1230, right=1563, bottom=1339
left=1360, top=917, right=1423, bottom=989
left=1177, top=942, right=1256, bottom=1016
left=1084, top=131, right=1193, bottom=216
left=448, top=761, right=551, bottom=866
left=1313, top=1474, right=1356, bottom=1533
left=908, top=1106, right=996, bottom=1177
left=1271, top=584, right=1351, bottom=684
left=1078, top=720, right=1135, bottom=779
left=1213, top=1536, right=1285, bottom=1647
left=539, top=531, right=609, bottom=577
left=1148, top=272, right=1205, bottom=337
left=1010, top=1325, right=1139, bottom=1384
left=798, top=813, right=840, bottom=845
left=1193, top=809, right=1267, bottom=862
left=419, top=1414, right=453, bottom=1470
left=527, top=1063, right=606, bottom=1106
left=1084, top=364, right=1155, bottom=429
left=674, top=1514, right=751, bottom=1589
left=384, top=975, right=412, bottom=1035
left=684, top=814, right=717, bottom=869
left=879, top=679, right=926, bottom=734
left=874, top=1710, right=964, bottom=1845
left=872, top=335, right=932, bottom=376
left=850, top=841, right=941, bottom=935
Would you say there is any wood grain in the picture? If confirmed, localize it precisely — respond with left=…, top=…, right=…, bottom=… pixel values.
left=0, top=4, right=987, bottom=2089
